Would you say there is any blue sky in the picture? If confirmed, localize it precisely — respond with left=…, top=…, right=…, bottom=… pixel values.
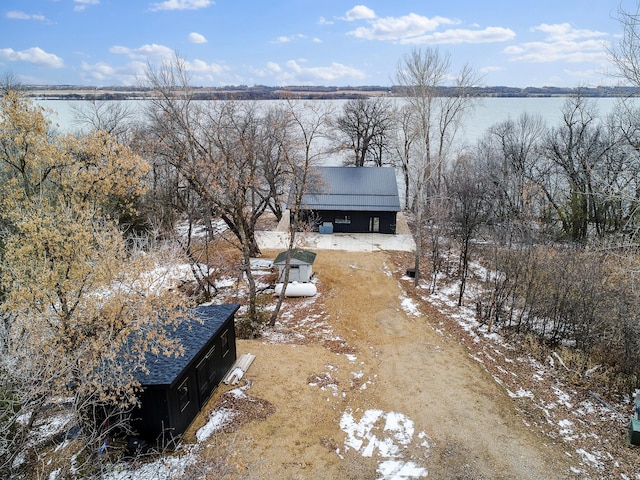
left=0, top=0, right=634, bottom=87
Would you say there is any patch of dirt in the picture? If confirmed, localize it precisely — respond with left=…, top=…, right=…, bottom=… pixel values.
left=201, top=385, right=276, bottom=435
left=187, top=249, right=615, bottom=479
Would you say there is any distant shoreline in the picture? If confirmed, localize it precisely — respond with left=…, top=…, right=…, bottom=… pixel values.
left=21, top=84, right=640, bottom=101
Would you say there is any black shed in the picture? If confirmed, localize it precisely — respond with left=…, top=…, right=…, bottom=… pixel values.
left=293, top=166, right=401, bottom=234
left=131, top=304, right=239, bottom=445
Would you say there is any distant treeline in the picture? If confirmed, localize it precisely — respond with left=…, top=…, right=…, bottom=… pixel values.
left=22, top=84, right=640, bottom=101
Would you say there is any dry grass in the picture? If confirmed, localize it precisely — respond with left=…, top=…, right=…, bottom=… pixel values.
left=180, top=247, right=596, bottom=479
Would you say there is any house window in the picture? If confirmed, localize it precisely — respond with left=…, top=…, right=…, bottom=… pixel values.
left=335, top=215, right=351, bottom=224
left=178, top=378, right=190, bottom=412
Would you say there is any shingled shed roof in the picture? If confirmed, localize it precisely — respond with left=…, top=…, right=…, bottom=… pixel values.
left=134, top=304, right=239, bottom=387
left=273, top=249, right=317, bottom=265
left=297, top=166, right=401, bottom=212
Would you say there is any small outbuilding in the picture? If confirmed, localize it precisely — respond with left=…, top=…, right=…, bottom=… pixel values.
left=292, top=166, right=401, bottom=234
left=131, top=304, right=239, bottom=446
left=273, top=249, right=316, bottom=283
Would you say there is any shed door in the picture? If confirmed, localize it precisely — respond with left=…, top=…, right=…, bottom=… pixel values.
left=369, top=216, right=380, bottom=233
left=196, top=346, right=217, bottom=406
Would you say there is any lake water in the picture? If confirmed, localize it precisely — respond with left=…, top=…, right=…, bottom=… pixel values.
left=37, top=96, right=622, bottom=148
left=34, top=97, right=625, bottom=210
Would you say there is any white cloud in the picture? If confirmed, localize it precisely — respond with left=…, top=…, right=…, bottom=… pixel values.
left=479, top=65, right=503, bottom=74
left=81, top=60, right=147, bottom=84
left=0, top=47, right=64, bottom=68
left=562, top=67, right=616, bottom=85
left=81, top=56, right=228, bottom=85
left=74, top=0, right=100, bottom=12
left=505, top=40, right=609, bottom=63
left=274, top=36, right=293, bottom=44
left=347, top=13, right=460, bottom=42
left=271, top=34, right=306, bottom=44
left=104, top=42, right=230, bottom=84
left=109, top=43, right=175, bottom=61
left=344, top=5, right=376, bottom=21
left=505, top=23, right=610, bottom=64
left=257, top=59, right=367, bottom=84
left=265, top=61, right=282, bottom=73
left=150, top=0, right=212, bottom=11
left=188, top=32, right=207, bottom=44
left=345, top=11, right=514, bottom=46
left=533, top=23, right=607, bottom=42
left=318, top=16, right=333, bottom=26
left=186, top=58, right=228, bottom=75
left=401, top=26, right=516, bottom=45
left=183, top=60, right=231, bottom=84
left=5, top=11, right=47, bottom=21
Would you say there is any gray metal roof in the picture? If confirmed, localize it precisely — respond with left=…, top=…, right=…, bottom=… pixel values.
left=133, top=304, right=239, bottom=387
left=296, top=166, right=400, bottom=212
left=273, top=249, right=317, bottom=265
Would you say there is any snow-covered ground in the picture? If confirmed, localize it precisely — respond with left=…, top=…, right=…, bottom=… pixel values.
left=339, top=408, right=429, bottom=479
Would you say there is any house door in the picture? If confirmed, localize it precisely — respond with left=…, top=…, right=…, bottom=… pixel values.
left=369, top=216, right=380, bottom=233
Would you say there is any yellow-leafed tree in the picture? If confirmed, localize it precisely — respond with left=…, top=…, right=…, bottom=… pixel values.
left=0, top=91, right=191, bottom=476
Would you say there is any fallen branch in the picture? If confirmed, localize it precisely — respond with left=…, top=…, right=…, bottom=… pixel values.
left=588, top=390, right=624, bottom=419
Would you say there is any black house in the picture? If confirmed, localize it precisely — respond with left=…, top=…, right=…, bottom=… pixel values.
left=131, top=304, right=239, bottom=445
left=293, top=166, right=401, bottom=234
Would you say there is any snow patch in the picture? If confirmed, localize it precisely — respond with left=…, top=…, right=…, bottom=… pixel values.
left=400, top=297, right=420, bottom=316
left=377, top=460, right=428, bottom=479
left=508, top=388, right=534, bottom=399
left=339, top=408, right=429, bottom=479
left=196, top=408, right=236, bottom=442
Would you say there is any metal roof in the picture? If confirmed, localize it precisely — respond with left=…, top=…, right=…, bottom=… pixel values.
left=273, top=249, right=317, bottom=265
left=296, top=166, right=400, bottom=212
left=134, top=304, right=239, bottom=387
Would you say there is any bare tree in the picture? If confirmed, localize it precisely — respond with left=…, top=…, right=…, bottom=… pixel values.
left=0, top=72, right=24, bottom=96
left=449, top=154, right=492, bottom=305
left=605, top=3, right=640, bottom=242
left=334, top=96, right=394, bottom=167
left=396, top=47, right=480, bottom=285
left=259, top=105, right=294, bottom=221
left=71, top=98, right=139, bottom=141
left=610, top=2, right=640, bottom=87
left=391, top=103, right=417, bottom=209
left=269, top=100, right=333, bottom=326
left=479, top=112, right=547, bottom=245
left=143, top=55, right=276, bottom=256
left=539, top=95, right=615, bottom=241
left=605, top=100, right=640, bottom=239
left=142, top=54, right=295, bottom=334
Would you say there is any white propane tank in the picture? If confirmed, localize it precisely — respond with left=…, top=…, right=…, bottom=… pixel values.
left=274, top=282, right=317, bottom=297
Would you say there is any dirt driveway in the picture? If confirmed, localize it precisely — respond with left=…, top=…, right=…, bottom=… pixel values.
left=190, top=250, right=581, bottom=479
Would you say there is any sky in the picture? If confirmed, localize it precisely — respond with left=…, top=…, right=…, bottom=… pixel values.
left=0, top=0, right=636, bottom=88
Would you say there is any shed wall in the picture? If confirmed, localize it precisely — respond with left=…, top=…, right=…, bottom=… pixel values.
left=134, top=388, right=170, bottom=442
left=277, top=264, right=313, bottom=283
left=133, top=313, right=237, bottom=445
